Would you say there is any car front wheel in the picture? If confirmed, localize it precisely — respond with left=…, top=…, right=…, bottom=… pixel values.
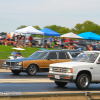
left=55, top=81, right=67, bottom=87
left=75, top=73, right=90, bottom=89
left=27, top=65, right=37, bottom=76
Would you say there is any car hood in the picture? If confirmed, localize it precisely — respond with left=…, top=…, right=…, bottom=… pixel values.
left=50, top=61, right=94, bottom=68
left=5, top=58, right=38, bottom=62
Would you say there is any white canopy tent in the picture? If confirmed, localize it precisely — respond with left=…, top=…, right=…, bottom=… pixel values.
left=61, top=32, right=83, bottom=39
left=15, top=25, right=44, bottom=35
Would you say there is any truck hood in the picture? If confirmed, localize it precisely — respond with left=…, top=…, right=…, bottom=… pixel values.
left=5, top=58, right=38, bottom=62
left=50, top=61, right=94, bottom=68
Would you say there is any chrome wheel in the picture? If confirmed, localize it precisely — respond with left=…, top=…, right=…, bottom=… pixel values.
left=80, top=76, right=89, bottom=87
left=75, top=73, right=90, bottom=89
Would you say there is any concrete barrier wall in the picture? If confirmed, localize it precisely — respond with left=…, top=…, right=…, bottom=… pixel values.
left=1, top=92, right=100, bottom=100
left=0, top=93, right=89, bottom=100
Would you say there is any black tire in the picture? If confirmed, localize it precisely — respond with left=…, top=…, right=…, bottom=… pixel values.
left=27, top=65, right=37, bottom=76
left=55, top=81, right=67, bottom=87
left=75, top=73, right=90, bottom=89
left=11, top=70, right=21, bottom=75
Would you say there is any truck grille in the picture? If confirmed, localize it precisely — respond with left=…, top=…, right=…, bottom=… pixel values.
left=52, top=67, right=67, bottom=73
left=6, top=62, right=17, bottom=66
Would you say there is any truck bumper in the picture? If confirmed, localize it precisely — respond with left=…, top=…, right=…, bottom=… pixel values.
left=48, top=73, right=75, bottom=82
left=2, top=64, right=23, bottom=70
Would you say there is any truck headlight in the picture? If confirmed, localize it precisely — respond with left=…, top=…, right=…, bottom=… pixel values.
left=17, top=62, right=22, bottom=65
left=66, top=68, right=73, bottom=73
left=49, top=66, right=53, bottom=71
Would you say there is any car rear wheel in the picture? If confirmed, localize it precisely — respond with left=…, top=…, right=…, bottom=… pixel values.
left=55, top=81, right=67, bottom=87
left=11, top=70, right=21, bottom=75
left=75, top=73, right=90, bottom=89
left=27, top=65, right=37, bottom=76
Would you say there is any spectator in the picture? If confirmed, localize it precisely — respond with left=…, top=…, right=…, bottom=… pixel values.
left=28, top=35, right=33, bottom=43
left=61, top=41, right=65, bottom=49
left=16, top=50, right=22, bottom=57
left=49, top=36, right=52, bottom=47
left=68, top=38, right=74, bottom=49
left=44, top=39, right=48, bottom=49
left=31, top=38, right=36, bottom=46
left=7, top=33, right=11, bottom=41
left=19, top=42, right=26, bottom=48
left=61, top=37, right=65, bottom=43
left=87, top=44, right=93, bottom=51
left=54, top=37, right=57, bottom=45
left=11, top=50, right=16, bottom=56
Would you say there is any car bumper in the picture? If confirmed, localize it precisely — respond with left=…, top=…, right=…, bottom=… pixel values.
left=48, top=73, right=75, bottom=82
left=2, top=64, right=23, bottom=70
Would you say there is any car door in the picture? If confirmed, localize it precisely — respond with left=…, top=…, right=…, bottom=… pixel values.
left=57, top=52, right=72, bottom=63
left=93, top=57, right=100, bottom=81
left=42, top=52, right=58, bottom=68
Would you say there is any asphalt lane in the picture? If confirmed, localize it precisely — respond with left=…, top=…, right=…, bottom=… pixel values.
left=0, top=83, right=100, bottom=92
left=0, top=71, right=100, bottom=92
left=0, top=72, right=48, bottom=79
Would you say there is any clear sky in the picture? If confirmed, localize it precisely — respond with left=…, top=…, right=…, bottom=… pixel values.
left=0, top=0, right=100, bottom=32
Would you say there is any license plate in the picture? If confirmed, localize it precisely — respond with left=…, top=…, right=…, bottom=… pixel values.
left=55, top=75, right=60, bottom=79
left=7, top=67, right=10, bottom=70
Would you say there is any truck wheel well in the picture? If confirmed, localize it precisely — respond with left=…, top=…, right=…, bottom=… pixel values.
left=27, top=64, right=39, bottom=72
left=76, top=71, right=92, bottom=82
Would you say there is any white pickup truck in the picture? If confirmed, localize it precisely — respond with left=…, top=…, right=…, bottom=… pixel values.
left=48, top=51, right=100, bottom=89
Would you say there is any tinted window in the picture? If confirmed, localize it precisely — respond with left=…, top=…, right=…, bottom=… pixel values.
left=70, top=52, right=80, bottom=58
left=47, top=52, right=57, bottom=59
left=59, top=52, right=66, bottom=59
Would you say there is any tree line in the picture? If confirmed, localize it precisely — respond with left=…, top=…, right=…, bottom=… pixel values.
left=1, top=20, right=100, bottom=36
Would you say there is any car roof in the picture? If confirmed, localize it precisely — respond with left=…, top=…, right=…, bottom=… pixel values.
left=84, top=51, right=100, bottom=53
left=38, top=49, right=83, bottom=52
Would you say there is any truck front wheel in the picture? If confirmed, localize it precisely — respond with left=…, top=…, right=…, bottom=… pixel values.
left=75, top=73, right=90, bottom=89
left=55, top=81, right=67, bottom=87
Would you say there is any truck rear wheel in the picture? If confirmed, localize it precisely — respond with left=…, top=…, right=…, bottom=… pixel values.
left=27, top=65, right=37, bottom=76
left=75, top=73, right=90, bottom=89
left=11, top=70, right=21, bottom=75
left=55, top=81, right=67, bottom=87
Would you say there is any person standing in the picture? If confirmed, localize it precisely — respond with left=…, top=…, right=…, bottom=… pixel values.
left=49, top=36, right=52, bottom=48
left=7, top=33, right=11, bottom=41
left=28, top=35, right=33, bottom=43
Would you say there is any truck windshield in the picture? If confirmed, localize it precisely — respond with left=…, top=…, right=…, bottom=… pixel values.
left=29, top=51, right=48, bottom=59
left=73, top=52, right=99, bottom=63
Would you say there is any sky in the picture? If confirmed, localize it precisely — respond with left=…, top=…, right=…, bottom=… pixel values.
left=0, top=0, right=100, bottom=32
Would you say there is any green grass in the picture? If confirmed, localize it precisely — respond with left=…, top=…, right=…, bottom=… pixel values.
left=0, top=45, right=39, bottom=59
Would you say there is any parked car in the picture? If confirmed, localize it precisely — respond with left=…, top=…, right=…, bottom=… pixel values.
left=48, top=51, right=100, bottom=89
left=2, top=49, right=82, bottom=76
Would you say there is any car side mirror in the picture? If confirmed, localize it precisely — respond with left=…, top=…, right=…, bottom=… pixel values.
left=47, top=57, right=51, bottom=60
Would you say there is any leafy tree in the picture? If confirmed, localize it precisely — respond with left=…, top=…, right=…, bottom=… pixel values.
left=33, top=25, right=41, bottom=30
left=44, top=25, right=70, bottom=35
left=71, top=21, right=100, bottom=35
left=16, top=25, right=27, bottom=29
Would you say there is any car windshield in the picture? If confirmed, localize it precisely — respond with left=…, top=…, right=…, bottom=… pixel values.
left=29, top=51, right=48, bottom=59
left=73, top=52, right=99, bottom=63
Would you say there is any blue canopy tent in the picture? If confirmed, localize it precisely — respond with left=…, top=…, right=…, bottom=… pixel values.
left=40, top=28, right=60, bottom=36
left=78, top=32, right=100, bottom=40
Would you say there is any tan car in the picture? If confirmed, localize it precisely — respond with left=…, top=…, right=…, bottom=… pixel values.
left=2, top=49, right=82, bottom=76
